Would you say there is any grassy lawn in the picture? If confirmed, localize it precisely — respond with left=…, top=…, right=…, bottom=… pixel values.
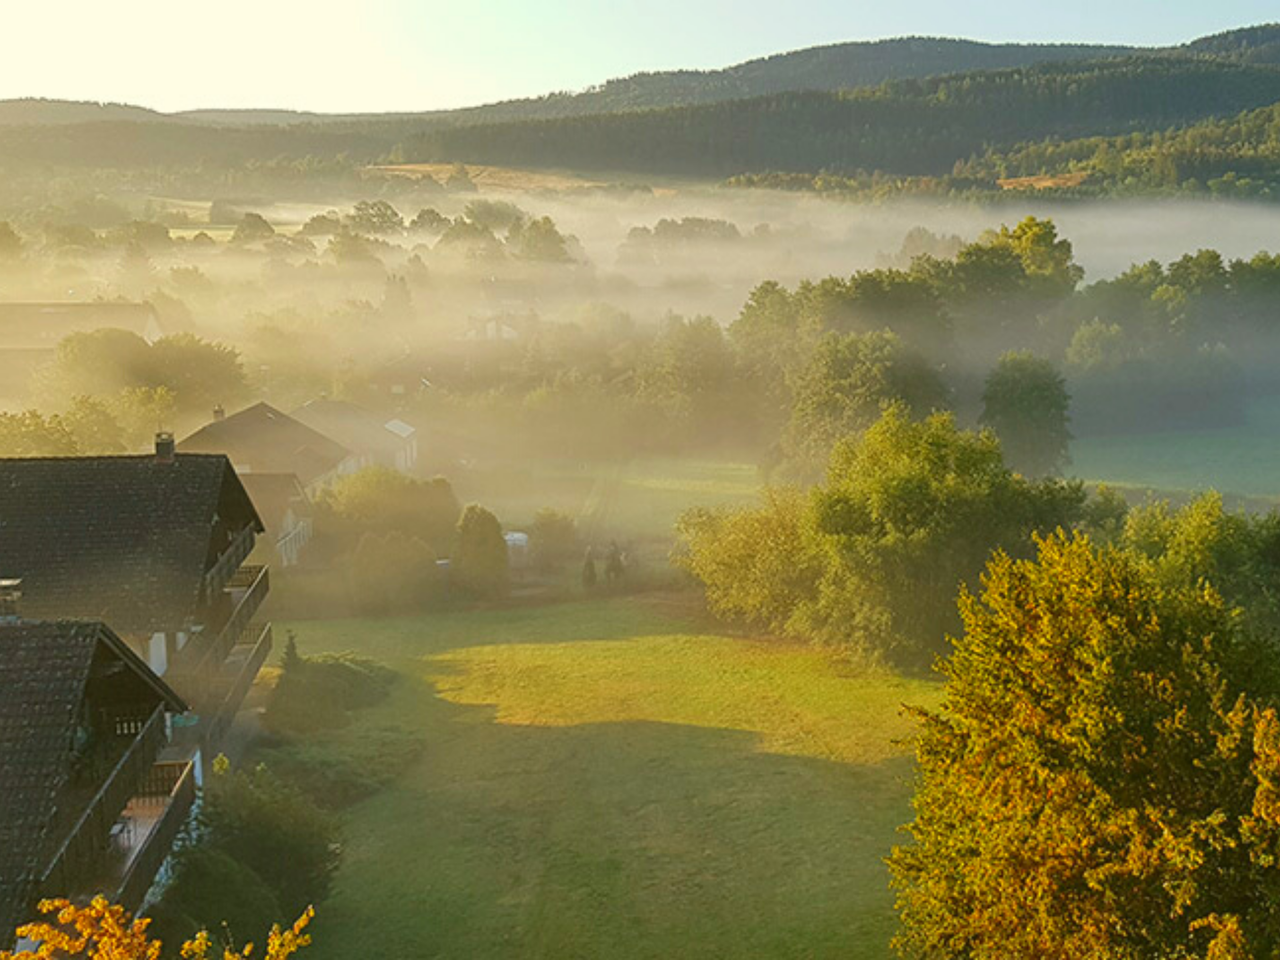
left=283, top=597, right=938, bottom=960
left=1072, top=395, right=1280, bottom=501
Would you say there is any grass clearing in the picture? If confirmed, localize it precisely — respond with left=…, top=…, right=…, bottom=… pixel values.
left=465, top=457, right=760, bottom=544
left=283, top=596, right=937, bottom=960
left=1073, top=394, right=1280, bottom=501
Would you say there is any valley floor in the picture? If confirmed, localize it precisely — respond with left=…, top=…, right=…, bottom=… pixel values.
left=283, top=596, right=938, bottom=960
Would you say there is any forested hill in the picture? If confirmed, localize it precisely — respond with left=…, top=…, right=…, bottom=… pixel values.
left=405, top=57, right=1280, bottom=178
left=5, top=25, right=1277, bottom=131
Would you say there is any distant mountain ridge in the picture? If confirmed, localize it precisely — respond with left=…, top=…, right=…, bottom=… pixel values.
left=3, top=25, right=1277, bottom=129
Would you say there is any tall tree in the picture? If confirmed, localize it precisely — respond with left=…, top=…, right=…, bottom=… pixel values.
left=891, top=532, right=1280, bottom=959
left=980, top=351, right=1072, bottom=477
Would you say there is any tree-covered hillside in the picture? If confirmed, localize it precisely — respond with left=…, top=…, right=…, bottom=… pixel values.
left=405, top=58, right=1280, bottom=177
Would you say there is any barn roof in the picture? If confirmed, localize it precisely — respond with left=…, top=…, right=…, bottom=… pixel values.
left=0, top=453, right=261, bottom=634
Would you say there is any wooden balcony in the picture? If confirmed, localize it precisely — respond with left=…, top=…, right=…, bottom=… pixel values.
left=168, top=564, right=269, bottom=705
left=112, top=761, right=197, bottom=911
left=204, top=623, right=273, bottom=755
left=203, top=525, right=256, bottom=599
left=40, top=705, right=167, bottom=898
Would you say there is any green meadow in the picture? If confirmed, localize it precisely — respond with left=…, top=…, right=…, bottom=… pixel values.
left=283, top=598, right=938, bottom=960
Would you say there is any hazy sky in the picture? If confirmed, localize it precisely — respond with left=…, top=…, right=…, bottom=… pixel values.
left=4, top=0, right=1278, bottom=113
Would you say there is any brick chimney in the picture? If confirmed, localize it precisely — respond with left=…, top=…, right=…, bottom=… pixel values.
left=213, top=404, right=226, bottom=421
left=155, top=431, right=176, bottom=463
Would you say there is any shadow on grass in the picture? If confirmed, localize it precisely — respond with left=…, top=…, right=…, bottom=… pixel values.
left=309, top=674, right=912, bottom=960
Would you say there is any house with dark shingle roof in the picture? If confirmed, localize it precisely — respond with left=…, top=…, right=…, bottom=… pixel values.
left=178, top=402, right=358, bottom=490
left=292, top=398, right=419, bottom=473
left=0, top=619, right=192, bottom=949
left=239, top=473, right=313, bottom=568
left=0, top=435, right=273, bottom=766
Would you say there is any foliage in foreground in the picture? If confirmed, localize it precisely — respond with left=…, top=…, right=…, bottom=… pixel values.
left=147, top=761, right=338, bottom=950
left=890, top=532, right=1280, bottom=958
left=0, top=897, right=311, bottom=960
left=677, top=406, right=1088, bottom=664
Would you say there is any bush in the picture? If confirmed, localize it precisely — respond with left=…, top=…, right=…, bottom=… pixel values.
left=316, top=467, right=460, bottom=555
left=346, top=531, right=443, bottom=615
left=264, top=639, right=397, bottom=737
left=199, top=763, right=340, bottom=916
left=454, top=504, right=508, bottom=597
left=529, top=508, right=579, bottom=570
left=145, top=847, right=283, bottom=951
left=255, top=725, right=425, bottom=809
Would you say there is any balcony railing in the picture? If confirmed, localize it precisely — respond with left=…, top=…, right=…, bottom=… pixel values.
left=204, top=623, right=273, bottom=754
left=168, top=564, right=269, bottom=704
left=112, top=761, right=197, bottom=911
left=203, top=525, right=257, bottom=600
left=41, top=705, right=167, bottom=897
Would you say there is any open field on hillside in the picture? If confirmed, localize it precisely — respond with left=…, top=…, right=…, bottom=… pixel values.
left=283, top=597, right=939, bottom=960
left=1073, top=394, right=1280, bottom=502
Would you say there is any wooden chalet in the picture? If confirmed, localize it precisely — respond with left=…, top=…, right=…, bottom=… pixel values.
left=0, top=435, right=272, bottom=767
left=0, top=620, right=192, bottom=949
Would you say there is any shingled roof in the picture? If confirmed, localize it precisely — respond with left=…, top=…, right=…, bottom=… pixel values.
left=292, top=398, right=415, bottom=464
left=0, top=621, right=184, bottom=946
left=0, top=453, right=262, bottom=635
left=178, top=403, right=352, bottom=487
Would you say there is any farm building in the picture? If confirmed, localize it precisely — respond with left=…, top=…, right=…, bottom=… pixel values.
left=292, top=398, right=420, bottom=473
left=179, top=402, right=358, bottom=490
left=0, top=619, right=191, bottom=949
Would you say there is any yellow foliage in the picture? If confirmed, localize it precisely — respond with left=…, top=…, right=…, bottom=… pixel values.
left=0, top=897, right=312, bottom=960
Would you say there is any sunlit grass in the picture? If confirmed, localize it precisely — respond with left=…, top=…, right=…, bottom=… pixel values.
left=283, top=597, right=938, bottom=960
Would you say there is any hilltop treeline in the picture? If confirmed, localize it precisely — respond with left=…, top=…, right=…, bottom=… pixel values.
left=406, top=58, right=1280, bottom=177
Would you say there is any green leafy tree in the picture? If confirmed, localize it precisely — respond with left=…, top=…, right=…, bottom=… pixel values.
left=346, top=200, right=404, bottom=235
left=507, top=216, right=572, bottom=262
left=346, top=531, right=441, bottom=615
left=675, top=487, right=822, bottom=635
left=980, top=351, right=1072, bottom=477
left=316, top=467, right=459, bottom=554
left=808, top=406, right=1084, bottom=660
left=784, top=330, right=948, bottom=475
left=891, top=532, right=1280, bottom=959
left=454, top=504, right=508, bottom=597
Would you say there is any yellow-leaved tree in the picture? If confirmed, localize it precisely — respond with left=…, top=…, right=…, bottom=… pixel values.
left=0, top=897, right=312, bottom=960
left=890, top=531, right=1280, bottom=958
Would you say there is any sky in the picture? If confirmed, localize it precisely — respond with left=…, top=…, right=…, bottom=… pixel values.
left=3, top=0, right=1279, bottom=114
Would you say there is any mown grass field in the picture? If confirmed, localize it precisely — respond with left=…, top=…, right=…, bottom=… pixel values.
left=1073, top=395, right=1280, bottom=502
left=283, top=597, right=939, bottom=960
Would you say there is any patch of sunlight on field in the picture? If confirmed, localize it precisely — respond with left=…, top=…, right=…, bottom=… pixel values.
left=288, top=598, right=937, bottom=960
left=427, top=634, right=932, bottom=767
